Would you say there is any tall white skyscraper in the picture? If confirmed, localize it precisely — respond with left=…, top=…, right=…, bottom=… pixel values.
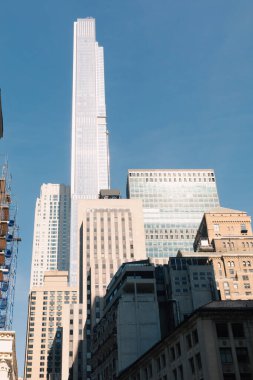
left=30, top=184, right=70, bottom=288
left=70, top=18, right=110, bottom=285
left=71, top=18, right=110, bottom=197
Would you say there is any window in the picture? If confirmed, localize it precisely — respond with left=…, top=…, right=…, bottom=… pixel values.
left=176, top=342, right=181, bottom=356
left=188, top=357, right=195, bottom=374
left=192, top=329, right=199, bottom=345
left=196, top=353, right=202, bottom=370
left=241, top=224, right=247, bottom=233
left=216, top=323, right=229, bottom=338
left=220, top=348, right=233, bottom=364
left=240, top=374, right=252, bottom=380
left=178, top=365, right=184, bottom=380
left=223, top=375, right=236, bottom=380
left=231, top=323, right=244, bottom=338
left=236, top=347, right=249, bottom=364
left=161, top=353, right=166, bottom=368
left=214, top=224, right=220, bottom=232
left=170, top=347, right=175, bottom=361
left=148, top=364, right=153, bottom=377
left=156, top=357, right=161, bottom=372
left=186, top=334, right=192, bottom=349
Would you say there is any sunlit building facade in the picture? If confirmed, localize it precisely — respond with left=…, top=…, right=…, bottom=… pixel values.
left=24, top=272, right=77, bottom=380
left=30, top=184, right=70, bottom=288
left=70, top=18, right=110, bottom=286
left=127, top=169, right=220, bottom=259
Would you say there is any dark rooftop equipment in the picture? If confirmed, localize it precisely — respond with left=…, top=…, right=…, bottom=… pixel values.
left=99, top=189, right=121, bottom=199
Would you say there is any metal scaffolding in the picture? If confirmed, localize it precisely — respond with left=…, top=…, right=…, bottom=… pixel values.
left=0, top=162, right=20, bottom=330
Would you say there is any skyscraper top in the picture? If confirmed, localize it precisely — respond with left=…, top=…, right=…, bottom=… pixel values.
left=75, top=17, right=96, bottom=40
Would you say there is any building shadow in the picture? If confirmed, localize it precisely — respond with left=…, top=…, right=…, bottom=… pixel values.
left=47, top=327, right=63, bottom=380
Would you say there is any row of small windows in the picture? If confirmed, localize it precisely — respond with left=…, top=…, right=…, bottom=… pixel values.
left=217, top=260, right=252, bottom=268
left=129, top=172, right=214, bottom=177
left=132, top=177, right=215, bottom=183
left=146, top=234, right=195, bottom=240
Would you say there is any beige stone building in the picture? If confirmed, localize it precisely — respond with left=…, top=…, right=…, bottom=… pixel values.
left=194, top=207, right=253, bottom=253
left=117, top=301, right=253, bottom=380
left=62, top=197, right=147, bottom=380
left=24, top=271, right=77, bottom=379
left=0, top=331, right=18, bottom=380
left=192, top=207, right=253, bottom=301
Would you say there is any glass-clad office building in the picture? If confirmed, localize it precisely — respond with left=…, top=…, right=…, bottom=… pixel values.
left=127, top=169, right=220, bottom=258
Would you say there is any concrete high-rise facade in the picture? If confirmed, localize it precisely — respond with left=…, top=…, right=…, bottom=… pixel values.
left=91, top=261, right=161, bottom=379
left=24, top=272, right=77, bottom=380
left=30, top=184, right=70, bottom=288
left=70, top=18, right=110, bottom=286
left=156, top=256, right=218, bottom=335
left=62, top=198, right=146, bottom=379
left=127, top=169, right=220, bottom=260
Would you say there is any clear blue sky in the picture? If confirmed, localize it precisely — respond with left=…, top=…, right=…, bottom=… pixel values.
left=1, top=0, right=253, bottom=375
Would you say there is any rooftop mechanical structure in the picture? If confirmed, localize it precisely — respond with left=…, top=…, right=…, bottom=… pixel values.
left=0, top=162, right=20, bottom=330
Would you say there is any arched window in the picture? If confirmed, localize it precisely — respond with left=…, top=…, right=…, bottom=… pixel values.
left=243, top=261, right=246, bottom=267
left=231, top=261, right=235, bottom=267
left=217, top=262, right=221, bottom=269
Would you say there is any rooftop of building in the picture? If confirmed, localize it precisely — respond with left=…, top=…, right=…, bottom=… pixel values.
left=128, top=168, right=215, bottom=173
left=205, top=206, right=247, bottom=215
left=200, top=300, right=253, bottom=310
left=107, top=259, right=152, bottom=292
left=179, top=250, right=253, bottom=258
left=99, top=189, right=121, bottom=199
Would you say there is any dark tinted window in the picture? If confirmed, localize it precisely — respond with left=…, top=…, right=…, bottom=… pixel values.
left=236, top=348, right=249, bottom=364
left=216, top=323, right=229, bottom=338
left=232, top=323, right=244, bottom=338
left=220, top=348, right=233, bottom=364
